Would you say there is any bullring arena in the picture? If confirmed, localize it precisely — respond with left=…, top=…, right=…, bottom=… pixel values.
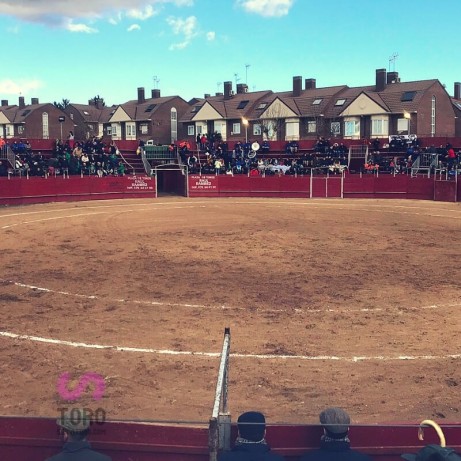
left=1, top=197, right=460, bottom=427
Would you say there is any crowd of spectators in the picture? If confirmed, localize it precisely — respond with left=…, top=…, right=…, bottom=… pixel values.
left=0, top=136, right=127, bottom=177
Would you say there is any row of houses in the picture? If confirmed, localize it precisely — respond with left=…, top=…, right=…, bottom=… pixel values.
left=1, top=68, right=461, bottom=146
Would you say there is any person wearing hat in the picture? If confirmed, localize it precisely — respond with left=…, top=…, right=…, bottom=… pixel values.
left=300, top=407, right=372, bottom=461
left=46, top=408, right=111, bottom=461
left=219, top=411, right=285, bottom=461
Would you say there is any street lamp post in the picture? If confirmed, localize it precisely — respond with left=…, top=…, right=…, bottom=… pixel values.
left=242, top=118, right=249, bottom=143
left=58, top=116, right=66, bottom=141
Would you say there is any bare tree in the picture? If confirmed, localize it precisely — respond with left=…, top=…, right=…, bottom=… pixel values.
left=254, top=100, right=286, bottom=141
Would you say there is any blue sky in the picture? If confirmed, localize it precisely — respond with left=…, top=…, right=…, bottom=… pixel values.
left=1, top=0, right=460, bottom=106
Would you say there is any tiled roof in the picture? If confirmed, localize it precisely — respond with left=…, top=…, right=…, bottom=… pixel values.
left=69, top=103, right=107, bottom=122
left=180, top=90, right=273, bottom=122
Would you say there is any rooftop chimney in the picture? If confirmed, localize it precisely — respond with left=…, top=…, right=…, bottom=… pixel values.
left=151, top=89, right=161, bottom=99
left=293, top=76, right=302, bottom=97
left=19, top=96, right=25, bottom=108
left=305, top=78, right=316, bottom=90
left=31, top=98, right=39, bottom=105
left=236, top=83, right=248, bottom=94
left=204, top=93, right=211, bottom=99
left=215, top=92, right=223, bottom=97
left=387, top=71, right=400, bottom=84
left=224, top=81, right=233, bottom=100
left=376, top=68, right=387, bottom=92
left=1, top=100, right=8, bottom=106
left=455, top=82, right=461, bottom=100
left=137, top=87, right=146, bottom=104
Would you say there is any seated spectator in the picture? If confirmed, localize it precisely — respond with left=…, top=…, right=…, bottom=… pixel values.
left=0, top=160, right=7, bottom=176
left=46, top=408, right=111, bottom=460
left=300, top=407, right=372, bottom=461
left=219, top=411, right=284, bottom=461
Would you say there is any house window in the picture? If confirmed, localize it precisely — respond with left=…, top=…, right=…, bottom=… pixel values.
left=312, top=99, right=322, bottom=105
left=307, top=121, right=317, bottom=133
left=106, top=125, right=112, bottom=135
left=401, top=91, right=416, bottom=102
left=140, top=123, right=148, bottom=134
left=397, top=118, right=409, bottom=133
left=331, top=122, right=340, bottom=135
left=431, top=95, right=436, bottom=136
left=257, top=103, right=267, bottom=110
left=371, top=116, right=389, bottom=136
left=232, top=123, right=241, bottom=135
left=171, top=107, right=177, bottom=142
left=126, top=123, right=136, bottom=137
left=18, top=125, right=24, bottom=134
left=237, top=100, right=249, bottom=109
left=42, top=112, right=49, bottom=139
left=5, top=124, right=13, bottom=136
left=197, top=125, right=203, bottom=135
left=111, top=124, right=118, bottom=136
left=344, top=118, right=360, bottom=137
left=285, top=120, right=299, bottom=140
left=188, top=125, right=195, bottom=136
left=335, top=99, right=346, bottom=106
left=253, top=124, right=262, bottom=136
left=70, top=113, right=74, bottom=120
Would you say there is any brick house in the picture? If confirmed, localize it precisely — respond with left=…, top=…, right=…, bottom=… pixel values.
left=180, top=69, right=458, bottom=144
left=0, top=97, right=73, bottom=141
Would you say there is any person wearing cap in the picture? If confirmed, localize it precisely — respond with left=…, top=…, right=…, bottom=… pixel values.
left=219, top=411, right=285, bottom=461
left=45, top=408, right=111, bottom=461
left=300, top=407, right=372, bottom=461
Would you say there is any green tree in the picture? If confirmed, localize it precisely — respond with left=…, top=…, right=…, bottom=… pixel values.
left=53, top=98, right=70, bottom=110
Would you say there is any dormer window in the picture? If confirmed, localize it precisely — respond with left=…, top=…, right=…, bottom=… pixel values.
left=312, top=99, right=322, bottom=105
left=335, top=99, right=346, bottom=106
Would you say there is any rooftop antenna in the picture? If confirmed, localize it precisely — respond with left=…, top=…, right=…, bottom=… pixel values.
left=245, top=63, right=251, bottom=85
left=153, top=75, right=160, bottom=89
left=389, top=52, right=398, bottom=72
left=217, top=81, right=222, bottom=92
left=234, top=73, right=240, bottom=87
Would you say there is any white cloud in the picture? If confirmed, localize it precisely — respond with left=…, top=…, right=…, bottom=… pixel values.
left=126, top=5, right=155, bottom=20
left=0, top=79, right=42, bottom=96
left=206, top=31, right=215, bottom=41
left=236, top=0, right=294, bottom=17
left=65, top=21, right=98, bottom=33
left=0, top=0, right=194, bottom=28
left=127, top=24, right=141, bottom=31
left=166, top=15, right=198, bottom=50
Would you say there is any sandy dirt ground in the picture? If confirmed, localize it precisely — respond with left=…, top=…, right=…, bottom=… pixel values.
left=0, top=197, right=460, bottom=426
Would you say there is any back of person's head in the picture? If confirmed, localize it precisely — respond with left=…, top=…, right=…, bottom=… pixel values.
left=237, top=411, right=266, bottom=442
left=319, top=407, right=351, bottom=438
left=57, top=408, right=91, bottom=441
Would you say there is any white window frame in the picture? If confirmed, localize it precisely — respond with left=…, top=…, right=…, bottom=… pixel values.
left=140, top=123, right=148, bottom=134
left=431, top=96, right=436, bottom=136
left=18, top=125, right=24, bottom=134
left=188, top=125, right=195, bottom=136
left=344, top=117, right=360, bottom=138
left=330, top=122, right=340, bottom=136
left=126, top=122, right=136, bottom=138
left=253, top=124, right=262, bottom=136
left=42, top=112, right=49, bottom=139
left=371, top=116, right=389, bottom=136
left=307, top=121, right=317, bottom=133
left=5, top=124, right=14, bottom=137
left=232, top=122, right=241, bottom=135
left=171, top=107, right=178, bottom=142
left=106, top=125, right=112, bottom=136
left=397, top=118, right=409, bottom=133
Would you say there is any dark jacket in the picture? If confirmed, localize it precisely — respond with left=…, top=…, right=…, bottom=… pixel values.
left=45, top=440, right=112, bottom=461
left=219, top=442, right=285, bottom=461
left=300, top=439, right=372, bottom=461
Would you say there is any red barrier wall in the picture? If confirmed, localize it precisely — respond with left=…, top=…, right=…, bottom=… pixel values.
left=1, top=417, right=460, bottom=461
left=188, top=174, right=442, bottom=202
left=0, top=176, right=156, bottom=205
